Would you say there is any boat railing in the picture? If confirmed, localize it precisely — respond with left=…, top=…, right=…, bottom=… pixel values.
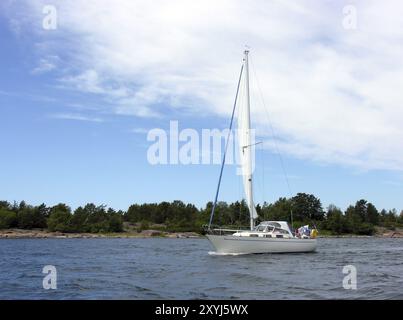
left=207, top=228, right=248, bottom=236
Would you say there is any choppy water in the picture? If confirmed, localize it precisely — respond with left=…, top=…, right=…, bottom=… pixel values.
left=0, top=237, right=402, bottom=299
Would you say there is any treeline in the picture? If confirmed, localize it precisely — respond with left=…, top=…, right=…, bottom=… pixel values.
left=0, top=194, right=402, bottom=235
left=0, top=201, right=124, bottom=233
left=200, top=194, right=403, bottom=235
left=257, top=195, right=403, bottom=235
left=125, top=200, right=199, bottom=232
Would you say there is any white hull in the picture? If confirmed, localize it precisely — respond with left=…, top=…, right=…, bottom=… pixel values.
left=206, top=234, right=317, bottom=254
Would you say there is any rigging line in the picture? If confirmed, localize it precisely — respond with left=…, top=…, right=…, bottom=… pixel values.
left=208, top=64, right=244, bottom=230
left=249, top=54, right=293, bottom=197
left=254, top=140, right=264, bottom=213
left=242, top=141, right=263, bottom=151
left=249, top=54, right=294, bottom=228
left=260, top=140, right=265, bottom=219
left=237, top=179, right=241, bottom=229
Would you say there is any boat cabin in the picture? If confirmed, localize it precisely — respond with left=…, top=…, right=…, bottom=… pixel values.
left=233, top=221, right=294, bottom=239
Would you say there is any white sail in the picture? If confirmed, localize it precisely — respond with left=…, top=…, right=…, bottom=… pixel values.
left=237, top=50, right=258, bottom=230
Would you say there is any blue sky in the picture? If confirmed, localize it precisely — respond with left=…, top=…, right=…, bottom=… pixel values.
left=0, top=1, right=402, bottom=212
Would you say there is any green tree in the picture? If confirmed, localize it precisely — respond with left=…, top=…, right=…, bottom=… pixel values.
left=366, top=203, right=379, bottom=225
left=107, top=208, right=123, bottom=232
left=47, top=204, right=72, bottom=232
left=260, top=197, right=292, bottom=222
left=349, top=200, right=379, bottom=224
left=17, top=206, right=36, bottom=229
left=0, top=201, right=11, bottom=211
left=165, top=200, right=198, bottom=231
left=344, top=201, right=376, bottom=235
left=379, top=208, right=398, bottom=227
left=84, top=203, right=109, bottom=233
left=229, top=200, right=249, bottom=226
left=324, top=205, right=347, bottom=234
left=70, top=204, right=124, bottom=233
left=15, top=204, right=45, bottom=229
left=197, top=202, right=212, bottom=227
left=291, top=193, right=324, bottom=221
left=18, top=201, right=27, bottom=211
left=70, top=206, right=89, bottom=232
left=0, top=209, right=17, bottom=229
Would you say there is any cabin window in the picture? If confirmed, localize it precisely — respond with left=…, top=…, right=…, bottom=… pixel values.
left=268, top=222, right=282, bottom=228
left=265, top=234, right=272, bottom=238
left=276, top=234, right=284, bottom=238
left=249, top=234, right=258, bottom=237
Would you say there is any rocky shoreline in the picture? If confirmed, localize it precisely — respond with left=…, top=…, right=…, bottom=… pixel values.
left=0, top=229, right=202, bottom=239
left=318, top=233, right=403, bottom=238
left=1, top=228, right=402, bottom=239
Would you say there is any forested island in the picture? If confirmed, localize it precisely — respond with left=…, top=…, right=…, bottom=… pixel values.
left=0, top=193, right=402, bottom=238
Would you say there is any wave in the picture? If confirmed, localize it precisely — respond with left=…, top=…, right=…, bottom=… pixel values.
left=208, top=251, right=248, bottom=256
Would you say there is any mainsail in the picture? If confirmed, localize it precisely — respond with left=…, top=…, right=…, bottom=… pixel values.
left=237, top=50, right=258, bottom=230
left=206, top=50, right=318, bottom=254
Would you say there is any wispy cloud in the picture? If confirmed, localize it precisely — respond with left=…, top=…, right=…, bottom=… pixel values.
left=49, top=113, right=104, bottom=123
left=129, top=128, right=150, bottom=134
left=5, top=0, right=403, bottom=171
left=0, top=89, right=57, bottom=103
left=31, top=56, right=59, bottom=74
left=66, top=102, right=100, bottom=111
left=59, top=69, right=161, bottom=117
left=0, top=89, right=14, bottom=96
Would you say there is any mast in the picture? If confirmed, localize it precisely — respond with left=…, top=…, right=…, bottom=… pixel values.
left=208, top=50, right=257, bottom=232
left=243, top=50, right=256, bottom=231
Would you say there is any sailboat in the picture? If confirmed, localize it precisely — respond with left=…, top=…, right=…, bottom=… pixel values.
left=206, top=50, right=317, bottom=254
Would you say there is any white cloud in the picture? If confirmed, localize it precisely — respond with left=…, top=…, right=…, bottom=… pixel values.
left=31, top=56, right=59, bottom=74
left=6, top=0, right=403, bottom=170
left=49, top=113, right=104, bottom=123
left=130, top=128, right=150, bottom=134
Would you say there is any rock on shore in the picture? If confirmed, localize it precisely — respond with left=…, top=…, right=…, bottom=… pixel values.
left=1, top=228, right=402, bottom=239
left=379, top=231, right=403, bottom=238
left=0, top=229, right=202, bottom=239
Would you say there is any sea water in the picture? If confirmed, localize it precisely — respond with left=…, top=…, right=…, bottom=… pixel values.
left=0, top=237, right=402, bottom=299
